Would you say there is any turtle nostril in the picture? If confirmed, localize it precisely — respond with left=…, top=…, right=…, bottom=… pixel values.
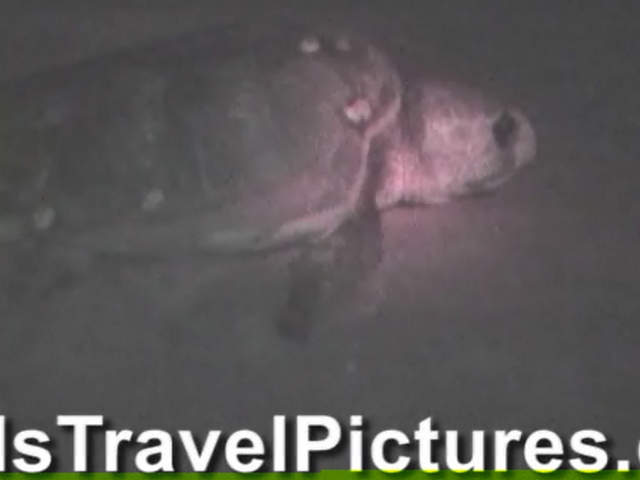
left=492, top=110, right=519, bottom=149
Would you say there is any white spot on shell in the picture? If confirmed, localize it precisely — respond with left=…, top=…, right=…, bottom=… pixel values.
left=344, top=98, right=372, bottom=124
left=32, top=206, right=56, bottom=231
left=142, top=188, right=164, bottom=211
left=299, top=36, right=320, bottom=54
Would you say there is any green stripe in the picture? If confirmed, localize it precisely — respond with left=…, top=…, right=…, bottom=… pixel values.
left=0, top=472, right=639, bottom=479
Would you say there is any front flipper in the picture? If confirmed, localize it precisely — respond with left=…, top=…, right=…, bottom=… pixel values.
left=197, top=205, right=349, bottom=254
left=274, top=135, right=387, bottom=341
left=274, top=199, right=383, bottom=341
left=197, top=69, right=402, bottom=255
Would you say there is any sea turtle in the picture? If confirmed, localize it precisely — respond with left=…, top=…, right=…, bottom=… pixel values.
left=0, top=25, right=536, bottom=338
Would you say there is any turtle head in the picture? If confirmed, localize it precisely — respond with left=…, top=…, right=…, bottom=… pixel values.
left=378, top=83, right=537, bottom=207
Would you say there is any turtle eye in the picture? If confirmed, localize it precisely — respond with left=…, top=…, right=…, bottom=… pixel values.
left=492, top=110, right=519, bottom=149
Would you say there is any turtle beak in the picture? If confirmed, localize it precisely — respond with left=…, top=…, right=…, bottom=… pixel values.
left=508, top=107, right=537, bottom=169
